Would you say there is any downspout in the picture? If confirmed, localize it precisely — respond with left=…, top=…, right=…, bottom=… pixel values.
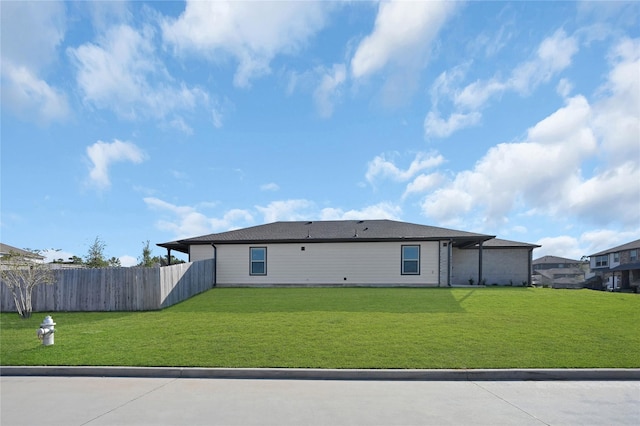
left=211, top=244, right=217, bottom=287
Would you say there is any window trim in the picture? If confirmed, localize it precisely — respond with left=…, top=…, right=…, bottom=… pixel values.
left=630, top=249, right=638, bottom=262
left=250, top=247, right=267, bottom=276
left=595, top=255, right=608, bottom=268
left=401, top=245, right=420, bottom=275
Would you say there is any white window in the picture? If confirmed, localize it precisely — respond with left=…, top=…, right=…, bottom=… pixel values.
left=402, top=245, right=420, bottom=275
left=250, top=247, right=266, bottom=275
left=630, top=250, right=638, bottom=262
left=595, top=255, right=608, bottom=268
left=613, top=252, right=619, bottom=263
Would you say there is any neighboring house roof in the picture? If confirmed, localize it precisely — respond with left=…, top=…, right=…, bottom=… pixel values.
left=536, top=268, right=585, bottom=278
left=533, top=255, right=583, bottom=265
left=0, top=243, right=44, bottom=260
left=590, top=239, right=640, bottom=256
left=159, top=220, right=498, bottom=254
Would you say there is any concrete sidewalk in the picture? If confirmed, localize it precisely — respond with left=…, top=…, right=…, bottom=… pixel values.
left=2, top=376, right=639, bottom=425
left=2, top=366, right=640, bottom=381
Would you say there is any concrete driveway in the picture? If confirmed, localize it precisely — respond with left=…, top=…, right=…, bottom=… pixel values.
left=2, top=376, right=638, bottom=425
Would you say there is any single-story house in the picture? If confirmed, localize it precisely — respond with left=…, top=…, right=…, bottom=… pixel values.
left=532, top=255, right=589, bottom=288
left=589, top=238, right=640, bottom=291
left=158, top=220, right=539, bottom=287
left=0, top=243, right=45, bottom=264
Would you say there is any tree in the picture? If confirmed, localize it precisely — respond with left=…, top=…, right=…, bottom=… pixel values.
left=0, top=250, right=56, bottom=319
left=156, top=255, right=185, bottom=266
left=84, top=236, right=110, bottom=268
left=108, top=257, right=121, bottom=267
left=138, top=240, right=156, bottom=267
left=138, top=240, right=185, bottom=267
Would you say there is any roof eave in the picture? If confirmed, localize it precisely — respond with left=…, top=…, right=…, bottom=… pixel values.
left=178, top=235, right=494, bottom=246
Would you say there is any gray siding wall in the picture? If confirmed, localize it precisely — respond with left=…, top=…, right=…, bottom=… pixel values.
left=190, top=245, right=215, bottom=262
left=451, top=248, right=530, bottom=285
left=215, top=241, right=440, bottom=286
left=1, top=259, right=214, bottom=312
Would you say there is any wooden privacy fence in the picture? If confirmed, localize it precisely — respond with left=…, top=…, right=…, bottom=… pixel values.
left=0, top=259, right=215, bottom=312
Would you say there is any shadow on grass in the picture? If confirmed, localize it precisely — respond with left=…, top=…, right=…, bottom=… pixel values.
left=168, top=287, right=467, bottom=314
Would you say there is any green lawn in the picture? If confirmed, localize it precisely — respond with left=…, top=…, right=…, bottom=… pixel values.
left=1, top=287, right=638, bottom=368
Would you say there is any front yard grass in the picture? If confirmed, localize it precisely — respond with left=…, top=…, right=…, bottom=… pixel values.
left=1, top=287, right=638, bottom=369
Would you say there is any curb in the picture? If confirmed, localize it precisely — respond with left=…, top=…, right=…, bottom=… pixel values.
left=2, top=366, right=639, bottom=381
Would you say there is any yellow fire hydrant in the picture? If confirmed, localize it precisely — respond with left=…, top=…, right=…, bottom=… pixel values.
left=37, top=316, right=56, bottom=346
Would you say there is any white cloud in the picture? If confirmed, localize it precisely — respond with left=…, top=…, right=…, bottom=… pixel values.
left=366, top=152, right=445, bottom=184
left=453, top=79, right=506, bottom=111
left=260, top=183, right=280, bottom=192
left=210, top=209, right=255, bottom=231
left=579, top=229, right=640, bottom=255
left=350, top=0, right=459, bottom=106
left=350, top=0, right=457, bottom=79
left=427, top=29, right=580, bottom=138
left=287, top=63, right=347, bottom=118
left=313, top=64, right=347, bottom=118
left=419, top=36, right=640, bottom=231
left=162, top=1, right=331, bottom=88
left=0, top=0, right=70, bottom=123
left=86, top=140, right=146, bottom=189
left=144, top=197, right=254, bottom=239
left=255, top=199, right=316, bottom=223
left=568, top=162, right=640, bottom=226
left=403, top=173, right=445, bottom=198
left=119, top=255, right=137, bottom=267
left=423, top=95, right=597, bottom=225
left=320, top=203, right=402, bottom=221
left=1, top=63, right=70, bottom=123
left=212, top=108, right=224, bottom=129
left=0, top=0, right=65, bottom=70
left=490, top=29, right=578, bottom=99
left=509, top=29, right=579, bottom=95
left=168, top=117, right=194, bottom=135
left=592, top=37, right=640, bottom=166
left=534, top=235, right=583, bottom=260
left=144, top=197, right=211, bottom=239
left=69, top=24, right=209, bottom=125
left=556, top=78, right=573, bottom=98
left=86, top=1, right=130, bottom=32
left=424, top=110, right=482, bottom=138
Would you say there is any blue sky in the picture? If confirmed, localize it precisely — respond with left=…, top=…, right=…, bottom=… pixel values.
left=1, top=1, right=639, bottom=266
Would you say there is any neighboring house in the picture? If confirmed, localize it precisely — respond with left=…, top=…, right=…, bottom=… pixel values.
left=589, top=239, right=640, bottom=291
left=0, top=243, right=45, bottom=264
left=158, top=220, right=539, bottom=287
left=532, top=255, right=588, bottom=288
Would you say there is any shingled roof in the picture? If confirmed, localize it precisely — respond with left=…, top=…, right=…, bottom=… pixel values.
left=468, top=238, right=540, bottom=249
left=589, top=238, right=640, bottom=257
left=0, top=243, right=45, bottom=260
left=158, top=220, right=496, bottom=254
left=533, top=255, right=583, bottom=264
